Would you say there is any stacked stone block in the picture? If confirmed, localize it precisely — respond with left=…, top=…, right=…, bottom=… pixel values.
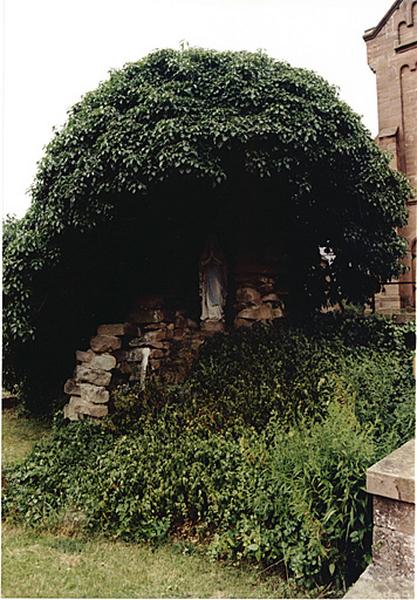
left=234, top=274, right=284, bottom=328
left=63, top=310, right=206, bottom=420
left=63, top=323, right=136, bottom=420
left=126, top=306, right=205, bottom=378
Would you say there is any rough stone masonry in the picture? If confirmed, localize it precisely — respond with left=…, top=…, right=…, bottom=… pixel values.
left=63, top=267, right=285, bottom=420
left=364, top=0, right=417, bottom=312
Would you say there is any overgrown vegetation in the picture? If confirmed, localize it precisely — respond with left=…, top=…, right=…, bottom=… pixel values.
left=3, top=314, right=415, bottom=593
left=3, top=48, right=412, bottom=412
left=1, top=413, right=310, bottom=599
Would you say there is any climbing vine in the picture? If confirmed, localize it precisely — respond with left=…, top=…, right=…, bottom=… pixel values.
left=3, top=48, right=412, bottom=410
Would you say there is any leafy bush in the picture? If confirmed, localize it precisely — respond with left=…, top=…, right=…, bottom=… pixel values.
left=207, top=403, right=375, bottom=588
left=3, top=48, right=412, bottom=412
left=110, top=313, right=414, bottom=435
left=3, top=407, right=375, bottom=589
left=3, top=316, right=415, bottom=591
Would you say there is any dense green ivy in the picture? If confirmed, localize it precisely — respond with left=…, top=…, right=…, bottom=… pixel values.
left=3, top=49, right=412, bottom=410
left=4, top=317, right=415, bottom=590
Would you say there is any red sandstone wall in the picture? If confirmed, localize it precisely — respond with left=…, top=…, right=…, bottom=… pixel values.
left=365, top=0, right=417, bottom=309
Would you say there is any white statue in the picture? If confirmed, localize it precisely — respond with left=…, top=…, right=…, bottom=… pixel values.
left=199, top=236, right=227, bottom=322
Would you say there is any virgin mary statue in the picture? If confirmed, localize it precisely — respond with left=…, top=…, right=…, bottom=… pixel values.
left=199, top=236, right=227, bottom=323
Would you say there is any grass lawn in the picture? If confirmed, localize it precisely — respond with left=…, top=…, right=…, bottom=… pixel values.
left=2, top=408, right=50, bottom=466
left=2, top=523, right=312, bottom=598
left=1, top=409, right=313, bottom=598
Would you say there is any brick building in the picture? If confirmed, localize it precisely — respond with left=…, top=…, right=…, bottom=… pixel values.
left=364, top=0, right=416, bottom=312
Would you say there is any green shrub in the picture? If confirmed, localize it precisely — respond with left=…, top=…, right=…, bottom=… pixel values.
left=2, top=422, right=113, bottom=526
left=3, top=316, right=415, bottom=591
left=208, top=403, right=375, bottom=589
left=2, top=403, right=375, bottom=589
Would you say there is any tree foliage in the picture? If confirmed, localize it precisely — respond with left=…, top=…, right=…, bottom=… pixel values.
left=3, top=48, right=412, bottom=410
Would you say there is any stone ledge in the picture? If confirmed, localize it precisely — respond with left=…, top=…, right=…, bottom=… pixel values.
left=344, top=564, right=414, bottom=599
left=367, top=439, right=415, bottom=503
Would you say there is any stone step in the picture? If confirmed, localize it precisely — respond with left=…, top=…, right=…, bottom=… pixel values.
left=344, top=564, right=414, bottom=599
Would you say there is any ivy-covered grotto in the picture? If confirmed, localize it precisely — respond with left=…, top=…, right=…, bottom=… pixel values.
left=3, top=48, right=411, bottom=416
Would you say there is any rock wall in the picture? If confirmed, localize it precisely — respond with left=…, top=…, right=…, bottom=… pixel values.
left=63, top=323, right=134, bottom=420
left=233, top=260, right=284, bottom=328
left=63, top=270, right=286, bottom=420
left=63, top=310, right=206, bottom=420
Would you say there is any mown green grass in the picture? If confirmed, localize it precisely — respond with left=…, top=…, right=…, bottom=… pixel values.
left=2, top=408, right=50, bottom=466
left=2, top=523, right=313, bottom=599
left=1, top=410, right=312, bottom=598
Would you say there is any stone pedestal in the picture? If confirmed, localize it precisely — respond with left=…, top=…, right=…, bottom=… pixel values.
left=367, top=439, right=415, bottom=579
left=345, top=439, right=415, bottom=599
left=200, top=320, right=225, bottom=334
